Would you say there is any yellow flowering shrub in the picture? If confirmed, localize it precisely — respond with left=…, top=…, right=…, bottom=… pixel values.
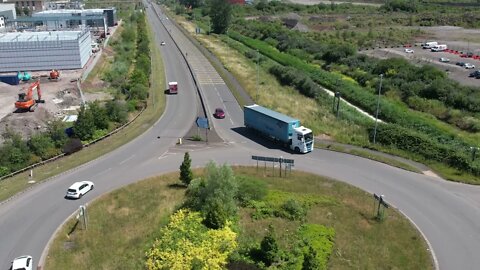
left=145, top=209, right=237, bottom=270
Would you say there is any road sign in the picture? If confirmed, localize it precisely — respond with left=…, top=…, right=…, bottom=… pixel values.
left=195, top=117, right=209, bottom=129
left=252, top=155, right=294, bottom=165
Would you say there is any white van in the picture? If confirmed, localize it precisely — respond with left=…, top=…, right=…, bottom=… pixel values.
left=431, top=44, right=447, bottom=52
left=422, top=41, right=438, bottom=49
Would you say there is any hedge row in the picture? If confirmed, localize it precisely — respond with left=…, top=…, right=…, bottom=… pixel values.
left=370, top=123, right=480, bottom=174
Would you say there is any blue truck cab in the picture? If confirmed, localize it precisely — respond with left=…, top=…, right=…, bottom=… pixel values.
left=244, top=104, right=314, bottom=153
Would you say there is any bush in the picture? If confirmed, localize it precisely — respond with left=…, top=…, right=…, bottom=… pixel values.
left=280, top=199, right=307, bottom=221
left=236, top=176, right=267, bottom=206
left=298, top=224, right=335, bottom=270
left=145, top=209, right=237, bottom=270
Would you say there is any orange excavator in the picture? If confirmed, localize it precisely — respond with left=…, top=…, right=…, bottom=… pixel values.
left=15, top=81, right=45, bottom=112
left=49, top=69, right=60, bottom=81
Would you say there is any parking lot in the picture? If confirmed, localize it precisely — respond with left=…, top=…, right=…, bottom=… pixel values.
left=361, top=26, right=480, bottom=88
left=362, top=46, right=480, bottom=87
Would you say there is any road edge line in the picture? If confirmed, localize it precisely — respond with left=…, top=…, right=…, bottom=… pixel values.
left=38, top=208, right=79, bottom=268
left=398, top=208, right=440, bottom=270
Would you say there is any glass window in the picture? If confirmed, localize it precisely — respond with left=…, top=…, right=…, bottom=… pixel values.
left=304, top=132, right=313, bottom=141
left=32, top=1, right=35, bottom=6
left=297, top=134, right=302, bottom=141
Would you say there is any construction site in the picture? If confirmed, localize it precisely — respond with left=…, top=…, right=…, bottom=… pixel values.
left=0, top=4, right=118, bottom=145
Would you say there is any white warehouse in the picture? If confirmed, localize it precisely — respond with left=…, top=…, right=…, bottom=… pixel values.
left=0, top=30, right=92, bottom=72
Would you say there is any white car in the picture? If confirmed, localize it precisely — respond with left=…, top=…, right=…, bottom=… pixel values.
left=160, top=41, right=165, bottom=46
left=66, top=181, right=94, bottom=199
left=404, top=48, right=414, bottom=53
left=464, top=63, right=475, bottom=69
left=12, top=255, right=33, bottom=270
left=439, top=57, right=450, bottom=63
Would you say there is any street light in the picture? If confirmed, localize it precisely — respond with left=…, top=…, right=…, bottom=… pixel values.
left=256, top=49, right=259, bottom=102
left=373, top=74, right=383, bottom=144
left=334, top=92, right=341, bottom=117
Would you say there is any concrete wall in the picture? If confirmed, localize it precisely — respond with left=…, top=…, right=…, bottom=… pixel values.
left=0, top=31, right=92, bottom=72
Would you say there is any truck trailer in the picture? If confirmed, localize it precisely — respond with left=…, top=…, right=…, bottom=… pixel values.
left=244, top=104, right=314, bottom=153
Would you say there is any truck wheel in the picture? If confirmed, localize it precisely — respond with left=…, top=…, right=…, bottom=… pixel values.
left=294, top=147, right=300, bottom=153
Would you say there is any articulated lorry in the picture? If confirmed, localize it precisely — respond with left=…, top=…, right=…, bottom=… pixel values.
left=244, top=104, right=314, bottom=153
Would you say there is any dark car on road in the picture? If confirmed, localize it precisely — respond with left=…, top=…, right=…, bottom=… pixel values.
left=456, top=62, right=466, bottom=67
left=214, top=108, right=225, bottom=119
left=469, top=70, right=480, bottom=77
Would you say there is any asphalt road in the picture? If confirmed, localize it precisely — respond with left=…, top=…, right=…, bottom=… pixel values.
left=1, top=3, right=480, bottom=270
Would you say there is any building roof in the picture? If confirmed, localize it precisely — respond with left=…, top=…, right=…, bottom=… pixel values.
left=35, top=8, right=105, bottom=15
left=0, top=3, right=15, bottom=12
left=0, top=31, right=84, bottom=42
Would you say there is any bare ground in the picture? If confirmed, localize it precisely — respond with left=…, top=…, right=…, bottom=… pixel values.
left=0, top=70, right=85, bottom=144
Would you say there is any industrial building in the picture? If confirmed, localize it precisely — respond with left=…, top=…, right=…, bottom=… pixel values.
left=0, top=30, right=92, bottom=72
left=33, top=8, right=117, bottom=28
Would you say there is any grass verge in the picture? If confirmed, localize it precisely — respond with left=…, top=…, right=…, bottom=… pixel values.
left=0, top=21, right=166, bottom=203
left=315, top=141, right=422, bottom=174
left=45, top=167, right=433, bottom=269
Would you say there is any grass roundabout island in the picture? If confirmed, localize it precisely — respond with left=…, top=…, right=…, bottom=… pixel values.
left=45, top=163, right=433, bottom=269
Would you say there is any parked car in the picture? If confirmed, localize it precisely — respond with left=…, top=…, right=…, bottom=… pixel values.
left=476, top=73, right=480, bottom=79
left=404, top=48, right=414, bottom=53
left=469, top=70, right=480, bottom=77
left=160, top=41, right=165, bottom=46
left=214, top=108, right=225, bottom=119
left=66, top=181, right=94, bottom=199
left=464, top=63, right=475, bottom=69
left=12, top=255, right=33, bottom=270
left=456, top=62, right=466, bottom=67
left=439, top=57, right=450, bottom=63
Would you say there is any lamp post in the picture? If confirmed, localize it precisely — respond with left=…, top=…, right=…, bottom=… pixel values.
left=256, top=49, right=260, bottom=102
left=373, top=74, right=383, bottom=144
left=334, top=92, right=341, bottom=117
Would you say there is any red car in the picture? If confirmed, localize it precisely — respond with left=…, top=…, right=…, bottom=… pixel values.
left=214, top=108, right=225, bottom=119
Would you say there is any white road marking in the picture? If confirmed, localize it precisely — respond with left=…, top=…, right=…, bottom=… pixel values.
left=119, top=155, right=136, bottom=165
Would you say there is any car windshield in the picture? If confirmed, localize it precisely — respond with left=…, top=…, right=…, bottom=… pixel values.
left=304, top=132, right=313, bottom=142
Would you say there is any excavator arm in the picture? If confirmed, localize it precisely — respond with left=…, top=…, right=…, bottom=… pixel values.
left=14, top=81, right=44, bottom=112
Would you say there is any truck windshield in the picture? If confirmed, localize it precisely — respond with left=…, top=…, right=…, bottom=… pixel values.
left=304, top=132, right=313, bottom=142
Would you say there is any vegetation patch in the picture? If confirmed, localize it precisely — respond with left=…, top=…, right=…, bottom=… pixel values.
left=45, top=166, right=433, bottom=270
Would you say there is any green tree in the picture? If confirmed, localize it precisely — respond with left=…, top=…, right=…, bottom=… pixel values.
left=208, top=0, right=232, bottom=34
left=88, top=101, right=109, bottom=130
left=260, top=225, right=279, bottom=266
left=180, top=152, right=193, bottom=186
left=106, top=100, right=128, bottom=123
left=28, top=133, right=55, bottom=159
left=22, top=7, right=30, bottom=16
left=129, top=83, right=149, bottom=100
left=47, top=120, right=68, bottom=148
left=0, top=133, right=30, bottom=171
left=184, top=162, right=238, bottom=229
left=302, top=245, right=320, bottom=270
left=73, top=104, right=96, bottom=141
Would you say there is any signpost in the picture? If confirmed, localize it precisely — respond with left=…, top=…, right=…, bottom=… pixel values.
left=195, top=117, right=209, bottom=143
left=252, top=155, right=294, bottom=177
left=373, top=193, right=389, bottom=221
